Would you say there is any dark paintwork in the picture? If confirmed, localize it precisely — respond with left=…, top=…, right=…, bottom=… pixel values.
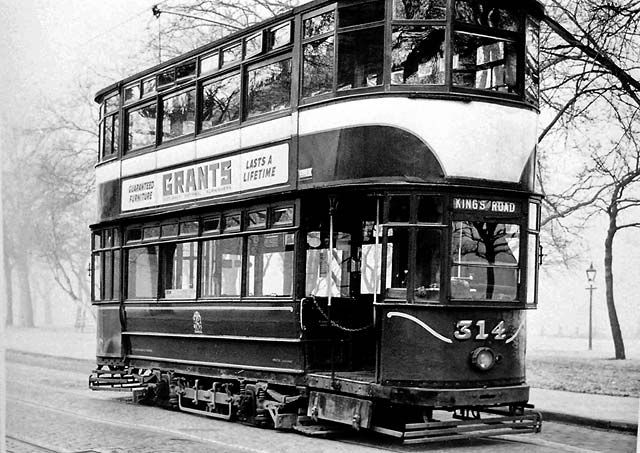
left=379, top=305, right=525, bottom=387
left=96, top=305, right=123, bottom=358
left=298, top=125, right=445, bottom=186
left=124, top=304, right=299, bottom=339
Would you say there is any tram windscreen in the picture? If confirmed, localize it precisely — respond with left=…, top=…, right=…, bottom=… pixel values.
left=450, top=221, right=519, bottom=301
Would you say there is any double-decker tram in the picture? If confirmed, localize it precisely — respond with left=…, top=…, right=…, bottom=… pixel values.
left=90, top=0, right=544, bottom=443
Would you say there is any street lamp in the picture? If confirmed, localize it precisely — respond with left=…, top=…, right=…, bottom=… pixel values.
left=585, top=263, right=597, bottom=351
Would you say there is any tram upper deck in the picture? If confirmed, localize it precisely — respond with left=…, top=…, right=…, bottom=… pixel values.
left=94, top=0, right=544, bottom=223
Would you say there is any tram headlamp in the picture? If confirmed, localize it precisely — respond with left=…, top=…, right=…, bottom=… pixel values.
left=471, top=347, right=496, bottom=371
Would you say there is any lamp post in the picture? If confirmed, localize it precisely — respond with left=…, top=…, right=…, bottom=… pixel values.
left=585, top=263, right=597, bottom=351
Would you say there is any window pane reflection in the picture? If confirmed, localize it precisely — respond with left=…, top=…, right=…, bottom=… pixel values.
left=162, top=89, right=196, bottom=142
left=455, top=0, right=520, bottom=32
left=303, top=37, right=334, bottom=98
left=304, top=11, right=335, bottom=38
left=525, top=18, right=540, bottom=105
left=246, top=60, right=292, bottom=117
left=451, top=221, right=520, bottom=300
left=127, top=104, right=157, bottom=151
left=392, top=27, right=446, bottom=85
left=201, top=74, right=241, bottom=129
left=452, top=32, right=518, bottom=93
left=393, top=0, right=446, bottom=20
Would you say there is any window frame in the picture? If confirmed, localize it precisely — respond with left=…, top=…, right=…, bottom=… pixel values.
left=121, top=204, right=297, bottom=302
left=244, top=54, right=294, bottom=120
left=380, top=194, right=446, bottom=304
left=91, top=227, right=122, bottom=303
left=159, top=86, right=197, bottom=145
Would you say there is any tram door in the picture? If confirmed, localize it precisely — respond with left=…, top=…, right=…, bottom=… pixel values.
left=302, top=195, right=379, bottom=370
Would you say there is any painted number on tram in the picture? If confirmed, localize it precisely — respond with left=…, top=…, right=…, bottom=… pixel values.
left=454, top=320, right=507, bottom=341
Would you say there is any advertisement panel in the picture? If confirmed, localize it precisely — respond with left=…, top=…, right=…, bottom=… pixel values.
left=122, top=144, right=289, bottom=212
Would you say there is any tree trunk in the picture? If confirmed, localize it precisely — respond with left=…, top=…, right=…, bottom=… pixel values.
left=14, top=254, right=34, bottom=327
left=604, top=213, right=626, bottom=359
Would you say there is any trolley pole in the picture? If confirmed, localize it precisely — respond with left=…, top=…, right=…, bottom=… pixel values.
left=585, top=263, right=596, bottom=351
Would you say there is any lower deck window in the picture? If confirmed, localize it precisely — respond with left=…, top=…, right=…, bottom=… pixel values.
left=385, top=227, right=441, bottom=301
left=160, top=241, right=197, bottom=298
left=451, top=221, right=520, bottom=300
left=306, top=231, right=352, bottom=297
left=127, top=246, right=158, bottom=298
left=201, top=237, right=243, bottom=297
left=249, top=233, right=295, bottom=296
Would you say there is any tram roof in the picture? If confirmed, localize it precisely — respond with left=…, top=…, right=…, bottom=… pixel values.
left=95, top=0, right=546, bottom=104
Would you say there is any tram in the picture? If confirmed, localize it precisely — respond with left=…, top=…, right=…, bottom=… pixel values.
left=90, top=0, right=544, bottom=443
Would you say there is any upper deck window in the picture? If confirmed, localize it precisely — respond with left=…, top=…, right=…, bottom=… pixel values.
left=222, top=42, right=242, bottom=66
left=393, top=0, right=447, bottom=20
left=452, top=0, right=524, bottom=95
left=142, top=77, right=157, bottom=97
left=302, top=36, right=334, bottom=98
left=304, top=10, right=335, bottom=38
left=200, top=52, right=220, bottom=74
left=100, top=92, right=120, bottom=161
left=161, top=89, right=196, bottom=143
left=245, top=32, right=263, bottom=58
left=452, top=32, right=518, bottom=92
left=158, top=69, right=175, bottom=89
left=268, top=22, right=291, bottom=49
left=455, top=0, right=520, bottom=32
left=100, top=112, right=119, bottom=160
left=390, top=0, right=447, bottom=87
left=127, top=103, right=157, bottom=152
left=339, top=0, right=384, bottom=27
left=104, top=93, right=120, bottom=113
left=391, top=26, right=446, bottom=85
left=337, top=26, right=384, bottom=90
left=525, top=18, right=540, bottom=106
left=302, top=9, right=335, bottom=99
left=124, top=83, right=141, bottom=103
left=176, top=61, right=196, bottom=80
left=246, top=59, right=292, bottom=118
left=201, top=73, right=241, bottom=130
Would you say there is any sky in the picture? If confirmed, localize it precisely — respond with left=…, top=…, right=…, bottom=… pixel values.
left=0, top=1, right=638, bottom=347
left=0, top=0, right=159, bottom=124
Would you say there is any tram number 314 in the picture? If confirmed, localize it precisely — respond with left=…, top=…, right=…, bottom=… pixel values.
left=454, top=320, right=507, bottom=341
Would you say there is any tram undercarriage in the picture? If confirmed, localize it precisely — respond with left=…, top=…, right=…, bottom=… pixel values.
left=90, top=365, right=541, bottom=444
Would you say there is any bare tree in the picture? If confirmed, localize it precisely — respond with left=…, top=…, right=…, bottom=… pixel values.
left=148, top=0, right=301, bottom=59
left=537, top=0, right=640, bottom=358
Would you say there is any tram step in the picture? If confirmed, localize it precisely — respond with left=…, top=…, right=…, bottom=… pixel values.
left=372, top=410, right=542, bottom=444
left=293, top=417, right=350, bottom=437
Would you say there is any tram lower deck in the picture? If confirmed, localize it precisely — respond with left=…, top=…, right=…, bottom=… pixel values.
left=91, top=187, right=541, bottom=442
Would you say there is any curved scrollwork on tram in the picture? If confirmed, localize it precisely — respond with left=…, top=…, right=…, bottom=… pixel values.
left=90, top=0, right=545, bottom=443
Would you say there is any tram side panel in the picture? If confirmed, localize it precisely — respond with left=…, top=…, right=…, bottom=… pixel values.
left=122, top=303, right=306, bottom=383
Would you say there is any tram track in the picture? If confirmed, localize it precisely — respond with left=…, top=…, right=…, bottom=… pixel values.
left=7, top=393, right=604, bottom=453
left=6, top=435, right=65, bottom=453
left=6, top=352, right=628, bottom=453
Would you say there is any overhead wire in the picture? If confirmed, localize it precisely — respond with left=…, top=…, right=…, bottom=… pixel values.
left=77, top=1, right=169, bottom=48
